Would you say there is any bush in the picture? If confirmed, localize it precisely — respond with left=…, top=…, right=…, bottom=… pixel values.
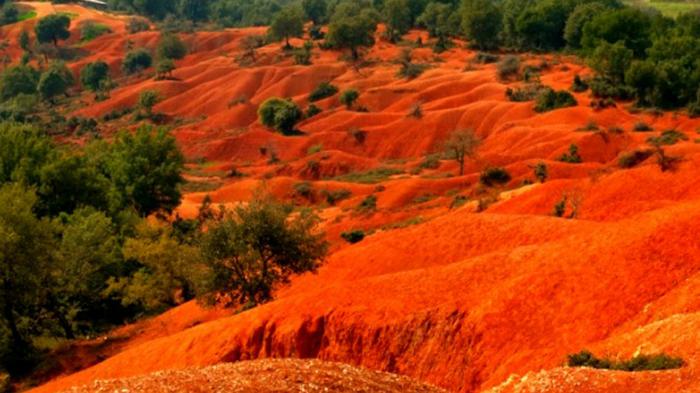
left=567, top=350, right=683, bottom=372
left=506, top=84, right=545, bottom=102
left=618, top=149, right=652, bottom=168
left=559, top=144, right=582, bottom=163
left=357, top=194, right=377, bottom=212
left=293, top=181, right=313, bottom=199
left=497, top=55, right=520, bottom=81
left=122, top=48, right=153, bottom=75
left=258, top=97, right=302, bottom=135
left=535, top=88, right=577, bottom=113
left=339, top=89, right=360, bottom=109
left=570, top=74, right=588, bottom=92
left=480, top=167, right=511, bottom=187
left=534, top=162, right=548, bottom=182
left=320, top=189, right=352, bottom=205
left=309, top=81, right=338, bottom=102
left=341, top=230, right=365, bottom=244
left=474, top=52, right=499, bottom=64
left=157, top=33, right=187, bottom=60
left=305, top=104, right=322, bottom=118
left=127, top=17, right=150, bottom=33
left=633, top=122, right=653, bottom=132
left=647, top=130, right=688, bottom=146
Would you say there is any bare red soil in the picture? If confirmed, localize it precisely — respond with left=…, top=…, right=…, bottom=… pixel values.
left=6, top=2, right=700, bottom=392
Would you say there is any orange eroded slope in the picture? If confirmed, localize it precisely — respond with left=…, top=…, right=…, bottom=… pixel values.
left=5, top=3, right=700, bottom=392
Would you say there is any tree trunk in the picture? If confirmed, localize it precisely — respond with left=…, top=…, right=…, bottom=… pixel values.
left=2, top=286, right=24, bottom=348
left=47, top=294, right=75, bottom=339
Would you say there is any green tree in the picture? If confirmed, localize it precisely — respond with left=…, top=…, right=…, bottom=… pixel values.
left=36, top=152, right=112, bottom=217
left=18, top=30, right=30, bottom=52
left=122, top=48, right=153, bottom=75
left=49, top=208, right=119, bottom=339
left=589, top=40, right=632, bottom=85
left=515, top=0, right=570, bottom=51
left=581, top=8, right=652, bottom=57
left=199, top=193, right=328, bottom=307
left=444, top=129, right=481, bottom=176
left=157, top=33, right=187, bottom=60
left=80, top=61, right=110, bottom=92
left=0, top=122, right=54, bottom=186
left=268, top=6, right=305, bottom=49
left=138, top=89, right=160, bottom=117
left=156, top=58, right=176, bottom=79
left=108, top=222, right=201, bottom=311
left=564, top=2, right=606, bottom=49
left=35, top=14, right=71, bottom=46
left=105, top=125, right=185, bottom=217
left=258, top=97, right=302, bottom=135
left=37, top=61, right=74, bottom=103
left=460, top=0, right=502, bottom=50
left=178, top=0, right=210, bottom=22
left=339, top=88, right=359, bottom=109
left=302, top=0, right=327, bottom=24
left=0, top=183, right=56, bottom=370
left=383, top=0, right=412, bottom=42
left=625, top=59, right=656, bottom=107
left=417, top=2, right=454, bottom=38
left=0, top=64, right=39, bottom=100
left=326, top=2, right=379, bottom=60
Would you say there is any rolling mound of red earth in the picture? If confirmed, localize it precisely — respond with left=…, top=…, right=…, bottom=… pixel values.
left=5, top=2, right=700, bottom=392
left=58, top=359, right=447, bottom=393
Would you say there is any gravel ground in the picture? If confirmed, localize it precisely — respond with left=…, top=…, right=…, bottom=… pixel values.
left=60, top=359, right=449, bottom=393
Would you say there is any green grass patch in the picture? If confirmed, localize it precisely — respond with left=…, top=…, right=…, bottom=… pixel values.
left=624, top=0, right=700, bottom=17
left=81, top=22, right=112, bottom=43
left=18, top=10, right=37, bottom=22
left=331, top=167, right=403, bottom=184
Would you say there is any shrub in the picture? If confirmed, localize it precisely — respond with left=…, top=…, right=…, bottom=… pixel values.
left=357, top=194, right=377, bottom=212
left=633, top=121, right=653, bottom=132
left=559, top=144, right=582, bottom=163
left=480, top=167, right=511, bottom=187
left=293, top=41, right=314, bottom=65
left=339, top=89, right=360, bottom=109
left=307, top=144, right=322, bottom=155
left=309, top=81, right=338, bottom=102
left=341, top=230, right=365, bottom=244
left=127, top=17, right=150, bottom=33
left=618, top=149, right=652, bottom=168
left=474, top=52, right=499, bottom=64
left=534, top=162, right=548, bottom=182
left=497, top=55, right=520, bottom=81
left=293, top=181, right=313, bottom=199
left=157, top=33, right=187, bottom=60
left=258, top=98, right=302, bottom=135
left=122, top=48, right=152, bottom=75
left=567, top=350, right=683, bottom=372
left=138, top=89, right=160, bottom=117
left=348, top=127, right=367, bottom=144
left=647, top=130, right=688, bottom=146
left=535, top=88, right=577, bottom=113
left=398, top=62, right=428, bottom=79
left=305, top=104, right=322, bottom=118
left=408, top=102, right=423, bottom=118
left=570, top=74, right=588, bottom=93
left=320, top=188, right=352, bottom=205
left=506, top=84, right=545, bottom=102
left=419, top=154, right=441, bottom=170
